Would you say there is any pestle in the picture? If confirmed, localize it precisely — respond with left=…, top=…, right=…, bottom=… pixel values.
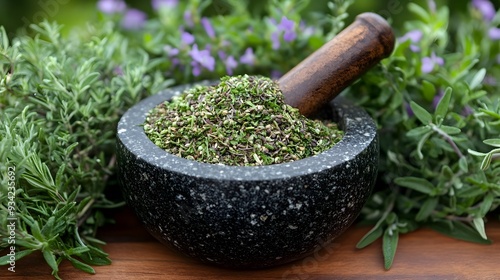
left=278, top=12, right=395, bottom=117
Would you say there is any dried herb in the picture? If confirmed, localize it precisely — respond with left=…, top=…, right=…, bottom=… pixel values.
left=144, top=75, right=343, bottom=166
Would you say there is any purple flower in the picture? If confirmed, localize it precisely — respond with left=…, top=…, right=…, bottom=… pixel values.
left=299, top=21, right=315, bottom=37
left=163, top=45, right=179, bottom=56
left=488, top=27, right=500, bottom=40
left=405, top=103, right=414, bottom=117
left=428, top=0, right=437, bottom=13
left=239, top=47, right=255, bottom=65
left=278, top=16, right=296, bottom=42
left=218, top=50, right=227, bottom=60
left=399, top=30, right=423, bottom=52
left=113, top=66, right=123, bottom=76
left=189, top=44, right=215, bottom=75
left=421, top=52, right=444, bottom=73
left=278, top=16, right=295, bottom=32
left=224, top=56, right=238, bottom=75
left=97, top=0, right=126, bottom=14
left=152, top=0, right=178, bottom=10
left=181, top=31, right=195, bottom=45
left=472, top=0, right=496, bottom=22
left=121, top=9, right=147, bottom=30
left=184, top=11, right=194, bottom=27
left=271, top=32, right=280, bottom=50
left=201, top=17, right=216, bottom=38
left=461, top=106, right=474, bottom=116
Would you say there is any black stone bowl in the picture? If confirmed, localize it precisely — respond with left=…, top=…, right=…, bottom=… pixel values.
left=116, top=81, right=378, bottom=269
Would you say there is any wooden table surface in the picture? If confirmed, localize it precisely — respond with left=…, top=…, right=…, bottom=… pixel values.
left=3, top=207, right=500, bottom=279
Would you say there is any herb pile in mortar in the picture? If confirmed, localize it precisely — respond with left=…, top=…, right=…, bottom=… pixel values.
left=144, top=75, right=343, bottom=166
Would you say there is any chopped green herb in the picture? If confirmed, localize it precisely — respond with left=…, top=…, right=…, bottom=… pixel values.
left=144, top=75, right=343, bottom=166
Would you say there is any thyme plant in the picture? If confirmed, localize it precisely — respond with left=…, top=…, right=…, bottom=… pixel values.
left=0, top=0, right=499, bottom=277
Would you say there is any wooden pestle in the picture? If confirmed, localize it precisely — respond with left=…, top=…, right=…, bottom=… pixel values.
left=278, top=13, right=395, bottom=117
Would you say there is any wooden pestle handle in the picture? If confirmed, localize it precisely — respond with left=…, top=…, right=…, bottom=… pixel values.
left=278, top=13, right=395, bottom=117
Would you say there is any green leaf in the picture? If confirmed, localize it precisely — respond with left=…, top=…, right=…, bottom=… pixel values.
left=382, top=228, right=399, bottom=270
left=428, top=220, right=491, bottom=244
left=408, top=2, right=431, bottom=22
left=484, top=139, right=500, bottom=148
left=67, top=256, right=95, bottom=274
left=421, top=80, right=436, bottom=101
left=467, top=149, right=487, bottom=157
left=479, top=193, right=494, bottom=217
left=356, top=225, right=383, bottom=249
left=66, top=246, right=90, bottom=256
left=43, top=250, right=59, bottom=274
left=481, top=153, right=493, bottom=170
left=394, top=177, right=434, bottom=195
left=406, top=126, right=431, bottom=138
left=416, top=197, right=438, bottom=221
left=0, top=26, right=9, bottom=50
left=469, top=68, right=486, bottom=90
left=410, top=101, right=433, bottom=124
left=77, top=246, right=112, bottom=266
left=440, top=125, right=461, bottom=135
left=416, top=131, right=433, bottom=160
left=472, top=217, right=488, bottom=240
left=434, top=87, right=452, bottom=122
left=458, top=157, right=468, bottom=173
left=0, top=250, right=36, bottom=265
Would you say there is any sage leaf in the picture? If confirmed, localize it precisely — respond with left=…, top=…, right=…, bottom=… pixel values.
left=416, top=197, right=439, bottom=221
left=484, top=139, right=500, bottom=148
left=459, top=157, right=468, bottom=173
left=382, top=229, right=399, bottom=270
left=410, top=101, right=433, bottom=124
left=472, top=217, right=488, bottom=240
left=421, top=80, right=436, bottom=101
left=479, top=193, right=494, bottom=217
left=394, top=177, right=434, bottom=195
left=440, top=125, right=461, bottom=135
left=356, top=225, right=383, bottom=249
left=469, top=68, right=486, bottom=90
left=435, top=87, right=452, bottom=122
left=428, top=220, right=491, bottom=244
left=406, top=126, right=431, bottom=137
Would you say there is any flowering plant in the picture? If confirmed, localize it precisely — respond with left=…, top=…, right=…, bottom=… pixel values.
left=0, top=0, right=499, bottom=277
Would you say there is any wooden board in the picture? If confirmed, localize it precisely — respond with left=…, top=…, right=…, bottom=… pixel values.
left=3, top=207, right=500, bottom=279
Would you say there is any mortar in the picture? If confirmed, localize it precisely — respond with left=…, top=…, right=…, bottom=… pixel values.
left=117, top=13, right=394, bottom=268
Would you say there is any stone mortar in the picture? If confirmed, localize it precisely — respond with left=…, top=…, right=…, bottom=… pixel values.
left=116, top=81, right=379, bottom=268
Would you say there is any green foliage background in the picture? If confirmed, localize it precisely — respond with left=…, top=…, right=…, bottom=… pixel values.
left=1, top=0, right=499, bottom=278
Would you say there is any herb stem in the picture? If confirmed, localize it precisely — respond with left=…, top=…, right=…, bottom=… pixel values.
left=431, top=124, right=464, bottom=158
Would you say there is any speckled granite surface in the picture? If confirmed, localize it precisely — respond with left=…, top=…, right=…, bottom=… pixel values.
left=116, top=82, right=378, bottom=268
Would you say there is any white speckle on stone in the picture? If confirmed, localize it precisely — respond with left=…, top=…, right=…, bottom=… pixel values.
left=118, top=128, right=127, bottom=134
left=364, top=132, right=371, bottom=137
left=288, top=225, right=298, bottom=229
